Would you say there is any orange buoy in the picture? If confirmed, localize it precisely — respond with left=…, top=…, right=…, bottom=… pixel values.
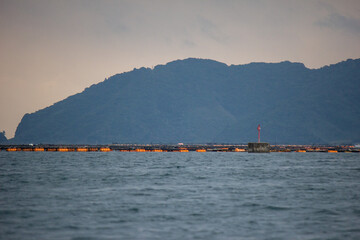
left=58, top=148, right=69, bottom=152
left=135, top=149, right=145, bottom=152
left=196, top=149, right=206, bottom=152
left=34, top=148, right=45, bottom=152
left=100, top=147, right=111, bottom=152
left=77, top=148, right=88, bottom=152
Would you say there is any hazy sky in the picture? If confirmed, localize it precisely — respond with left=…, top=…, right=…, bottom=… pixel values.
left=1, top=0, right=360, bottom=138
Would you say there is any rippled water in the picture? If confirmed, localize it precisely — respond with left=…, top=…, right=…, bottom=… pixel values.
left=0, top=152, right=359, bottom=239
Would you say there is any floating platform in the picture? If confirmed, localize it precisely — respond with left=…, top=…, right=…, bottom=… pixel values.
left=248, top=142, right=270, bottom=153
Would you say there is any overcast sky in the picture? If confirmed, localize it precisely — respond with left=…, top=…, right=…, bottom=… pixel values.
left=1, top=0, right=360, bottom=138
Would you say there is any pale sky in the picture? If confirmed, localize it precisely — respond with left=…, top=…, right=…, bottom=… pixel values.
left=1, top=0, right=360, bottom=138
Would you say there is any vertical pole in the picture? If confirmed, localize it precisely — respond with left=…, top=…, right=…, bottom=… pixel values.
left=257, top=124, right=261, bottom=143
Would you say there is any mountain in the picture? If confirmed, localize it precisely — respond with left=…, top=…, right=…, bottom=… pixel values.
left=13, top=58, right=360, bottom=144
left=0, top=131, right=7, bottom=143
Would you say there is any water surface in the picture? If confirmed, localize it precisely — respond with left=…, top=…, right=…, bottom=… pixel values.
left=0, top=152, right=359, bottom=239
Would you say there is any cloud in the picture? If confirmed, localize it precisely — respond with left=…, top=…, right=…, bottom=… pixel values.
left=316, top=13, right=360, bottom=34
left=197, top=16, right=227, bottom=44
left=182, top=39, right=197, bottom=48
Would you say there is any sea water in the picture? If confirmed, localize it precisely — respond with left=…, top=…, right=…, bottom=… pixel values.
left=0, top=151, right=359, bottom=240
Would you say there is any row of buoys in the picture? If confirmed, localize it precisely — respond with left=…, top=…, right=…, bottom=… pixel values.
left=4, top=147, right=112, bottom=152
left=295, top=149, right=339, bottom=153
left=2, top=147, right=356, bottom=153
left=3, top=147, right=211, bottom=152
left=3, top=147, right=192, bottom=152
left=120, top=149, right=164, bottom=152
left=274, top=149, right=340, bottom=153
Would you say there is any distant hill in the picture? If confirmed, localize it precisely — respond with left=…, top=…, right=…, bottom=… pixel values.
left=0, top=131, right=7, bottom=143
left=13, top=58, right=360, bottom=144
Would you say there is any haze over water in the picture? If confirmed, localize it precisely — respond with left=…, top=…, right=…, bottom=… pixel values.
left=1, top=152, right=359, bottom=239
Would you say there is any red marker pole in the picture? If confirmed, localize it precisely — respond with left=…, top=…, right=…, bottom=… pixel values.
left=257, top=124, right=261, bottom=143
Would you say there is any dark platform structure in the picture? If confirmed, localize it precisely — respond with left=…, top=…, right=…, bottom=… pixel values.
left=248, top=142, right=270, bottom=153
